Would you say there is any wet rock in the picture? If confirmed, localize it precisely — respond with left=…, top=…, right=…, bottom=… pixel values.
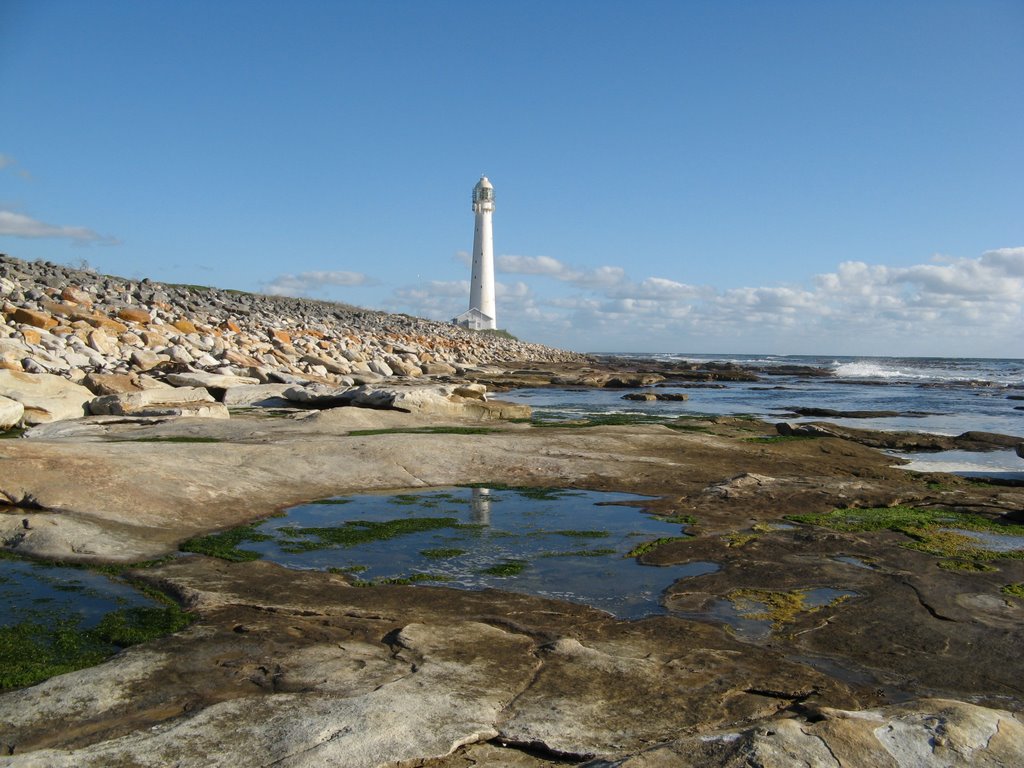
left=622, top=392, right=657, bottom=401
left=783, top=406, right=929, bottom=418
left=622, top=391, right=688, bottom=402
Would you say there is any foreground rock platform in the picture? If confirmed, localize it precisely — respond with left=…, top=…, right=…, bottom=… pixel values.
left=1, top=406, right=1023, bottom=765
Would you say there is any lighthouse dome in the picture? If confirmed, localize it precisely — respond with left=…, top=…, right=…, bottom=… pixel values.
left=472, top=176, right=495, bottom=206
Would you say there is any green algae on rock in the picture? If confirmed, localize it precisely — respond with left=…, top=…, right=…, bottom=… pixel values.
left=787, top=505, right=1024, bottom=569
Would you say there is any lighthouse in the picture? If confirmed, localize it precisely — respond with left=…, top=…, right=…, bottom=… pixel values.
left=454, top=176, right=497, bottom=330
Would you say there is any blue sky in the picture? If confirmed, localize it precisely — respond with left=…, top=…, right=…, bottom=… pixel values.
left=1, top=1, right=1022, bottom=357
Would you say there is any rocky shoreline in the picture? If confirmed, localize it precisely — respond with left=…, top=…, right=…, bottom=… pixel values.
left=1, top=254, right=1023, bottom=766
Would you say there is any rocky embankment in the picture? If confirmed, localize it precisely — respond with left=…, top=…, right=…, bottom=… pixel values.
left=0, top=253, right=583, bottom=426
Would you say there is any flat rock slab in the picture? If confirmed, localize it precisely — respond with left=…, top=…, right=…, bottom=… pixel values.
left=0, top=412, right=910, bottom=562
left=1, top=557, right=1020, bottom=767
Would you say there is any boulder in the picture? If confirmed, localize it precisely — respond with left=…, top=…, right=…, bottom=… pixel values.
left=220, top=384, right=295, bottom=408
left=0, top=338, right=30, bottom=364
left=622, top=392, right=657, bottom=401
left=453, top=383, right=487, bottom=401
left=299, top=354, right=350, bottom=375
left=88, top=387, right=229, bottom=419
left=116, top=307, right=152, bottom=324
left=130, top=349, right=167, bottom=371
left=82, top=373, right=147, bottom=396
left=172, top=319, right=198, bottom=334
left=347, top=384, right=530, bottom=421
left=9, top=307, right=57, bottom=330
left=0, top=394, right=24, bottom=429
left=0, top=369, right=93, bottom=424
left=421, top=362, right=457, bottom=376
left=60, top=285, right=93, bottom=306
left=165, top=371, right=262, bottom=391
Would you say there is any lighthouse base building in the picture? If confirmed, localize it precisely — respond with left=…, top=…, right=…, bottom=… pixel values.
left=453, top=176, right=497, bottom=331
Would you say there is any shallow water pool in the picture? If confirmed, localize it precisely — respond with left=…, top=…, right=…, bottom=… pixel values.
left=0, top=559, right=162, bottom=630
left=241, top=487, right=710, bottom=619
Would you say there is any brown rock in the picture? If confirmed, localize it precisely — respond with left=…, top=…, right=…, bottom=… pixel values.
left=220, top=319, right=241, bottom=333
left=269, top=329, right=292, bottom=345
left=117, top=307, right=152, bottom=324
left=60, top=285, right=93, bottom=306
left=222, top=349, right=264, bottom=368
left=173, top=319, right=198, bottom=334
left=19, top=327, right=42, bottom=345
left=10, top=307, right=58, bottom=330
left=71, top=311, right=128, bottom=334
left=39, top=300, right=78, bottom=318
left=82, top=373, right=145, bottom=396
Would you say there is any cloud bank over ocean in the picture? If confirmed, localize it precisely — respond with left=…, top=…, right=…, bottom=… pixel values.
left=386, top=247, right=1023, bottom=356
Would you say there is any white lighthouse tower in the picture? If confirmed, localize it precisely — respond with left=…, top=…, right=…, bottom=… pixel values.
left=455, top=175, right=497, bottom=330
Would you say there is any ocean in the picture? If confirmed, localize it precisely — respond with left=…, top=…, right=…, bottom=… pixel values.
left=500, top=355, right=1024, bottom=478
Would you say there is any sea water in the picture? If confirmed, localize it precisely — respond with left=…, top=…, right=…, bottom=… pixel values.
left=501, top=354, right=1023, bottom=476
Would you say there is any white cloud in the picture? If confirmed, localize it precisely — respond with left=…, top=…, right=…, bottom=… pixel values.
left=390, top=247, right=1023, bottom=356
left=0, top=155, right=13, bottom=170
left=496, top=254, right=571, bottom=277
left=0, top=210, right=119, bottom=245
left=262, top=270, right=375, bottom=297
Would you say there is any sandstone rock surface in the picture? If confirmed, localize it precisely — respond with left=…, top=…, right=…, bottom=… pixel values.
left=0, top=369, right=93, bottom=424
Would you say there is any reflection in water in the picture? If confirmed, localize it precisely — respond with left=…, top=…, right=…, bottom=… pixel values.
left=470, top=487, right=492, bottom=525
left=247, top=487, right=699, bottom=619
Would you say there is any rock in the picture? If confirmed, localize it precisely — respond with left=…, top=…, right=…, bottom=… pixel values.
left=623, top=391, right=688, bottom=402
left=77, top=312, right=128, bottom=334
left=220, top=384, right=295, bottom=407
left=453, top=383, right=487, bottom=401
left=602, top=373, right=665, bottom=388
left=0, top=394, right=24, bottom=429
left=60, top=285, right=93, bottom=306
left=82, top=373, right=146, bottom=396
left=345, top=384, right=530, bottom=421
left=86, top=329, right=117, bottom=356
left=622, top=392, right=657, bottom=401
left=116, top=307, right=152, bottom=324
left=0, top=338, right=30, bottom=364
left=130, top=349, right=167, bottom=371
left=0, top=369, right=93, bottom=424
left=299, top=354, right=350, bottom=375
left=613, top=699, right=1024, bottom=768
left=88, top=387, right=229, bottom=419
left=165, top=371, right=262, bottom=391
left=421, top=362, right=457, bottom=376
left=9, top=307, right=57, bottom=330
left=776, top=421, right=840, bottom=438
